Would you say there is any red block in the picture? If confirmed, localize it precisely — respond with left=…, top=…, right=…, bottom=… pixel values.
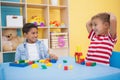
left=64, top=66, right=68, bottom=70
left=86, top=62, right=92, bottom=66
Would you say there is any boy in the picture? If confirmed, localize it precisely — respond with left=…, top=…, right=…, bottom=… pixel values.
left=86, top=12, right=117, bottom=65
left=15, top=23, right=58, bottom=61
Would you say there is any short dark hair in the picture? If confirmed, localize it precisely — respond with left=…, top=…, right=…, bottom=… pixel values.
left=22, top=23, right=38, bottom=34
left=91, top=12, right=110, bottom=24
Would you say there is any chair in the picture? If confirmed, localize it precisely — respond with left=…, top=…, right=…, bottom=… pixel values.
left=110, top=51, right=120, bottom=68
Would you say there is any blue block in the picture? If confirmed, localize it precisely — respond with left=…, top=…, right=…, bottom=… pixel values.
left=9, top=62, right=28, bottom=67
left=50, top=59, right=57, bottom=63
left=81, top=61, right=85, bottom=65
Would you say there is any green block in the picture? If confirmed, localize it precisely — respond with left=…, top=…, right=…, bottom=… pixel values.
left=19, top=60, right=25, bottom=63
left=41, top=65, right=47, bottom=69
left=63, top=60, right=67, bottom=63
left=91, top=62, right=96, bottom=66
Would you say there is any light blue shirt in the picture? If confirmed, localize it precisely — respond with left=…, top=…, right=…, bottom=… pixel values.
left=15, top=40, right=49, bottom=60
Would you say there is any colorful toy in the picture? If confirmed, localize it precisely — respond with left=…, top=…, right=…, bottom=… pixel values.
left=50, top=59, right=57, bottom=63
left=46, top=63, right=52, bottom=67
left=28, top=16, right=45, bottom=27
left=86, top=61, right=96, bottom=66
left=63, top=60, right=67, bottom=63
left=69, top=65, right=73, bottom=70
left=9, top=62, right=28, bottom=67
left=31, top=64, right=39, bottom=68
left=50, top=21, right=60, bottom=27
left=74, top=46, right=85, bottom=64
left=64, top=66, right=68, bottom=70
left=58, top=64, right=62, bottom=68
left=41, top=65, right=47, bottom=69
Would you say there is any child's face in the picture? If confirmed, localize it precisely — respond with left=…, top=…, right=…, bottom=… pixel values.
left=92, top=18, right=108, bottom=36
left=25, top=28, right=38, bottom=43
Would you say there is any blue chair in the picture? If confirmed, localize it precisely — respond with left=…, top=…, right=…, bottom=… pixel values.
left=110, top=51, right=120, bottom=68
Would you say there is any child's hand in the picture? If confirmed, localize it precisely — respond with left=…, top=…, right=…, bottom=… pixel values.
left=49, top=54, right=58, bottom=60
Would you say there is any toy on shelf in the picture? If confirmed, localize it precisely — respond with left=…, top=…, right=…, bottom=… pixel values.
left=28, top=16, right=45, bottom=27
left=2, top=29, right=24, bottom=52
left=50, top=21, right=65, bottom=28
left=74, top=46, right=85, bottom=64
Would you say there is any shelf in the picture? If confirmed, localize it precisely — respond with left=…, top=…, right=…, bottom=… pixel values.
left=0, top=0, right=69, bottom=62
left=49, top=5, right=67, bottom=9
left=1, top=1, right=25, bottom=7
left=27, top=3, right=48, bottom=8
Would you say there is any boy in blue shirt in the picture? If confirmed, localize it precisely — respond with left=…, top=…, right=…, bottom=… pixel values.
left=15, top=23, right=58, bottom=61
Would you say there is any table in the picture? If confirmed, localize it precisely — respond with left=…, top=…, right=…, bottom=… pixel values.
left=0, top=57, right=120, bottom=80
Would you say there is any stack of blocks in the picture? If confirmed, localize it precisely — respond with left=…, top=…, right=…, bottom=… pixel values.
left=75, top=52, right=85, bottom=65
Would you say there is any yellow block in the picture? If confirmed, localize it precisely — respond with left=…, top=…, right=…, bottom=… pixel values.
left=69, top=65, right=73, bottom=70
left=58, top=64, right=62, bottom=68
left=31, top=64, right=39, bottom=68
left=39, top=60, right=45, bottom=63
left=46, top=63, right=52, bottom=67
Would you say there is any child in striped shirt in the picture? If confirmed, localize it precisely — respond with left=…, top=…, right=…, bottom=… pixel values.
left=86, top=12, right=117, bottom=65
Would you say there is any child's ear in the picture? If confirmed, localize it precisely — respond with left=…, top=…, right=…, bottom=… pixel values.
left=23, top=33, right=27, bottom=37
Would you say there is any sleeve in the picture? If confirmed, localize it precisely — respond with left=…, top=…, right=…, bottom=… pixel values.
left=108, top=33, right=117, bottom=44
left=15, top=46, right=21, bottom=61
left=88, top=29, right=95, bottom=40
left=40, top=41, right=50, bottom=58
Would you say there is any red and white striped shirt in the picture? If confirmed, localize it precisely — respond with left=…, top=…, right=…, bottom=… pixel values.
left=86, top=30, right=117, bottom=65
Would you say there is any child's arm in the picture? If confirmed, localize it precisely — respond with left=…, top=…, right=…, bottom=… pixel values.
left=109, top=13, right=117, bottom=39
left=86, top=20, right=92, bottom=33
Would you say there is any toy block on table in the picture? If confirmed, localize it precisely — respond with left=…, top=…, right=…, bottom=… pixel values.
left=50, top=59, right=57, bottom=63
left=69, top=65, right=73, bottom=70
left=74, top=46, right=85, bottom=64
left=64, top=66, right=68, bottom=70
left=58, top=64, right=62, bottom=69
left=41, top=65, right=47, bottom=69
left=46, top=63, right=52, bottom=67
left=86, top=61, right=96, bottom=66
left=63, top=60, right=67, bottom=63
left=9, top=62, right=28, bottom=67
left=31, top=64, right=39, bottom=68
left=28, top=61, right=35, bottom=65
left=75, top=52, right=85, bottom=64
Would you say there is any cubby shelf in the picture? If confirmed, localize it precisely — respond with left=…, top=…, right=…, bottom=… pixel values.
left=0, top=0, right=69, bottom=62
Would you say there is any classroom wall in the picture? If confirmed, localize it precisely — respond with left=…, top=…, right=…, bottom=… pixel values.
left=69, top=0, right=120, bottom=56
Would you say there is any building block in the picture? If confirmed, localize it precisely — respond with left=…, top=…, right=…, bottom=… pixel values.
left=69, top=65, right=73, bottom=70
left=19, top=60, right=25, bottom=63
left=25, top=60, right=29, bottom=63
left=58, top=64, right=62, bottom=68
left=31, top=64, right=39, bottom=68
left=28, top=61, right=35, bottom=65
left=50, top=59, right=57, bottom=63
left=41, top=65, right=47, bottom=69
left=91, top=62, right=96, bottom=66
left=86, top=61, right=96, bottom=66
left=39, top=59, right=45, bottom=63
left=64, top=66, right=68, bottom=70
left=63, top=60, right=67, bottom=63
left=81, top=61, right=85, bottom=65
left=46, top=63, right=52, bottom=67
left=9, top=62, right=28, bottom=67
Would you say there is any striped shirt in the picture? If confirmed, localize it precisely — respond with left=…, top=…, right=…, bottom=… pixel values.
left=86, top=30, right=117, bottom=65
